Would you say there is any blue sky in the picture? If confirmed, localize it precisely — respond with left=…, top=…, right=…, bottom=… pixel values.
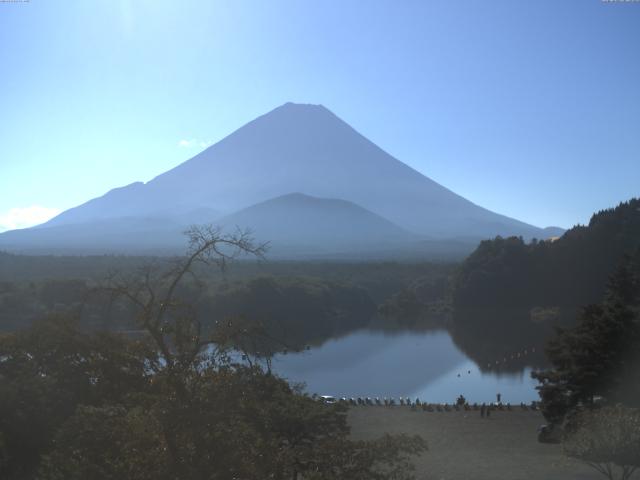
left=1, top=0, right=639, bottom=232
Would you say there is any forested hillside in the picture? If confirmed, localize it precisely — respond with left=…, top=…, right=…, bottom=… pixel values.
left=450, top=199, right=640, bottom=370
left=453, top=198, right=640, bottom=313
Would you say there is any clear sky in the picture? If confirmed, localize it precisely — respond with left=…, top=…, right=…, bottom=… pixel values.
left=1, top=0, right=639, bottom=232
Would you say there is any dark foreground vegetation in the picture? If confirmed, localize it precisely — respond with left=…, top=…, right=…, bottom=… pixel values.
left=0, top=227, right=426, bottom=480
left=0, top=317, right=426, bottom=480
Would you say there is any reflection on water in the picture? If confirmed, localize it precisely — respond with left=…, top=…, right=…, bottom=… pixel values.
left=449, top=307, right=550, bottom=374
left=271, top=329, right=540, bottom=403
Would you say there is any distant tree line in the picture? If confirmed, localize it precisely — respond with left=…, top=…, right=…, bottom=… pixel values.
left=0, top=251, right=454, bottom=306
left=377, top=274, right=451, bottom=329
left=0, top=251, right=455, bottom=350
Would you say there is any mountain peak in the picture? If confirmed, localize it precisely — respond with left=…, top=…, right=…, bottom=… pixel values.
left=279, top=101, right=327, bottom=111
left=263, top=102, right=335, bottom=122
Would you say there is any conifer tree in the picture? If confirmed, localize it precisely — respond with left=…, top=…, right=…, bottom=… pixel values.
left=533, top=255, right=640, bottom=426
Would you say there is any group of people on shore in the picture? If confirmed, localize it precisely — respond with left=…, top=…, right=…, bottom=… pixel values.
left=330, top=392, right=539, bottom=414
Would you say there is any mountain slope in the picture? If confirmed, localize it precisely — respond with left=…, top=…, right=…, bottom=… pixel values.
left=216, top=193, right=415, bottom=254
left=0, top=217, right=188, bottom=255
left=39, top=103, right=548, bottom=239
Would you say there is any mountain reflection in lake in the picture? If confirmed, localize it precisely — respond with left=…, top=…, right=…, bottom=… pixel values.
left=271, top=330, right=540, bottom=404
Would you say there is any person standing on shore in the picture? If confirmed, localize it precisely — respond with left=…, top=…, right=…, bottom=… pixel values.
left=497, top=392, right=501, bottom=403
left=480, top=403, right=486, bottom=418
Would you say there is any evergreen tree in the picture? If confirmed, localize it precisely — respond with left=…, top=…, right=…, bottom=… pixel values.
left=533, top=256, right=640, bottom=426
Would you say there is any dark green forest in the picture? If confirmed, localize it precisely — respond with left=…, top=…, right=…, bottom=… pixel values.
left=453, top=198, right=640, bottom=312
left=533, top=255, right=640, bottom=425
left=450, top=199, right=640, bottom=371
left=0, top=253, right=455, bottom=352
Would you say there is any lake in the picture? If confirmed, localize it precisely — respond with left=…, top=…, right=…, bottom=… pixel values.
left=271, top=329, right=541, bottom=404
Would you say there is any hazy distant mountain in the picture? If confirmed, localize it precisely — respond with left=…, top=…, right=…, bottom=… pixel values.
left=216, top=193, right=415, bottom=255
left=0, top=102, right=562, bottom=256
left=0, top=217, right=188, bottom=255
left=541, top=226, right=566, bottom=238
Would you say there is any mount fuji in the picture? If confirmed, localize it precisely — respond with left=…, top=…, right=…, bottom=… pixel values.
left=0, top=103, right=562, bottom=257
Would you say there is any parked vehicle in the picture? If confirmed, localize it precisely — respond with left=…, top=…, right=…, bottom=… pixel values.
left=537, top=424, right=562, bottom=444
left=319, top=395, right=337, bottom=404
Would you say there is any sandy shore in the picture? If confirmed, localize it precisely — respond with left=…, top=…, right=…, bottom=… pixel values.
left=348, top=406, right=604, bottom=480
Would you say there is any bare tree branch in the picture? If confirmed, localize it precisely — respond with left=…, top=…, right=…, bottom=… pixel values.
left=93, top=224, right=268, bottom=373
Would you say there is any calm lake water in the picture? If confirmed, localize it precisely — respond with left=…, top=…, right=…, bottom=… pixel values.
left=270, top=330, right=540, bottom=404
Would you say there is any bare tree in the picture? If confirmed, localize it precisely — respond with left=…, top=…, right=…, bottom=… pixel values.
left=99, top=225, right=269, bottom=372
